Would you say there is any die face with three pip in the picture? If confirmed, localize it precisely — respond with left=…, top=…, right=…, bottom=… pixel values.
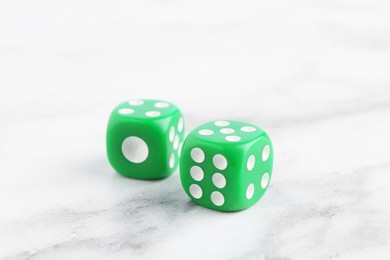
left=106, top=99, right=184, bottom=180
left=180, top=120, right=273, bottom=212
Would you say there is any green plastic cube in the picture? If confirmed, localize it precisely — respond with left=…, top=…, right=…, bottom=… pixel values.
left=180, top=120, right=273, bottom=211
left=106, top=99, right=184, bottom=180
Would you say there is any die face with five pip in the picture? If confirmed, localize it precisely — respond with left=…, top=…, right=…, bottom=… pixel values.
left=180, top=120, right=273, bottom=212
left=106, top=99, right=184, bottom=180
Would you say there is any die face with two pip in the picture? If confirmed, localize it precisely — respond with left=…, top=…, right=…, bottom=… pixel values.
left=180, top=120, right=273, bottom=212
left=106, top=99, right=184, bottom=180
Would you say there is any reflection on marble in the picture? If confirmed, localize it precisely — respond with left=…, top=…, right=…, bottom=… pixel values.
left=1, top=0, right=390, bottom=259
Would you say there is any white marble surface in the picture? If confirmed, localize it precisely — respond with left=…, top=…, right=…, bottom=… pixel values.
left=1, top=0, right=390, bottom=259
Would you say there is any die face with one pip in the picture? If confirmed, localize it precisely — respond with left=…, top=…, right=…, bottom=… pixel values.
left=106, top=99, right=184, bottom=180
left=180, top=120, right=273, bottom=212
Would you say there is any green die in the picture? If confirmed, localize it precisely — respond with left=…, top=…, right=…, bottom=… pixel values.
left=106, top=99, right=184, bottom=180
left=180, top=120, right=273, bottom=212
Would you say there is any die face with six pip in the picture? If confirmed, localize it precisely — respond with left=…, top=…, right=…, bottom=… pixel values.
left=106, top=99, right=184, bottom=180
left=180, top=120, right=273, bottom=212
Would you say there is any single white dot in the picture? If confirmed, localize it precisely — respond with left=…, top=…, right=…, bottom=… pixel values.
left=246, top=183, right=255, bottom=199
left=241, top=126, right=256, bottom=132
left=225, top=135, right=241, bottom=142
left=213, top=154, right=227, bottom=170
left=118, top=108, right=134, bottom=115
left=214, top=121, right=230, bottom=127
left=178, top=143, right=183, bottom=156
left=189, top=184, right=202, bottom=199
left=169, top=153, right=175, bottom=168
left=211, top=191, right=225, bottom=206
left=178, top=117, right=184, bottom=132
left=190, top=166, right=204, bottom=181
left=199, top=129, right=214, bottom=136
left=220, top=128, right=235, bottom=134
left=212, top=173, right=226, bottom=188
left=173, top=135, right=179, bottom=150
left=261, top=172, right=270, bottom=189
left=262, top=145, right=271, bottom=161
left=155, top=102, right=170, bottom=108
left=247, top=155, right=255, bottom=171
left=128, top=100, right=144, bottom=106
left=145, top=111, right=161, bottom=117
left=121, top=136, right=149, bottom=163
left=169, top=127, right=175, bottom=142
left=191, top=148, right=205, bottom=163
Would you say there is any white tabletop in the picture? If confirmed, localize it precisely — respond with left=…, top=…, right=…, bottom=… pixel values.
left=1, top=0, right=390, bottom=259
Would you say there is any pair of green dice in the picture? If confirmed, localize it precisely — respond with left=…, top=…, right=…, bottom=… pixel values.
left=106, top=99, right=273, bottom=212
